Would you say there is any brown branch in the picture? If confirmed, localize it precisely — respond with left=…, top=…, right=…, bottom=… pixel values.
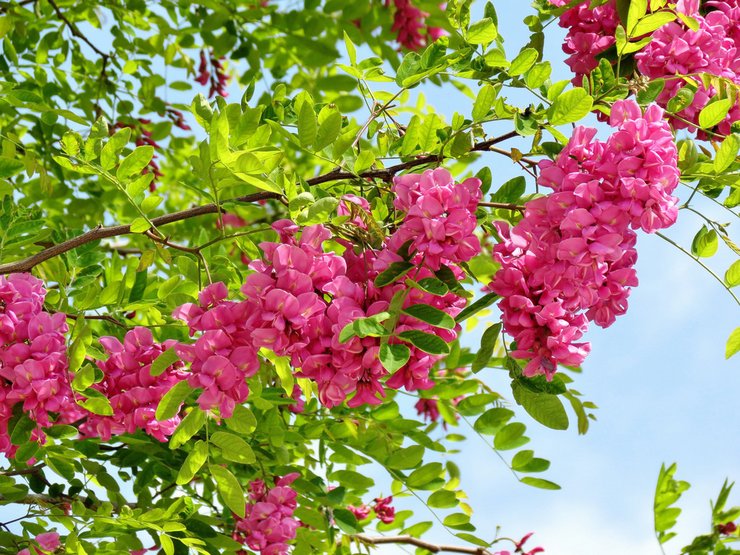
left=353, top=534, right=493, bottom=554
left=306, top=131, right=521, bottom=186
left=47, top=0, right=108, bottom=59
left=61, top=313, right=128, bottom=329
left=0, top=493, right=136, bottom=512
left=0, top=192, right=280, bottom=275
left=479, top=202, right=526, bottom=212
left=487, top=146, right=538, bottom=167
left=0, top=132, right=527, bottom=276
left=0, top=464, right=45, bottom=477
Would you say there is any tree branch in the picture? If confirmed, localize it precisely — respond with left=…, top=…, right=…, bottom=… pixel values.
left=353, top=534, right=493, bottom=554
left=47, top=0, right=108, bottom=59
left=306, top=131, right=521, bottom=186
left=0, top=192, right=280, bottom=274
left=0, top=132, right=527, bottom=276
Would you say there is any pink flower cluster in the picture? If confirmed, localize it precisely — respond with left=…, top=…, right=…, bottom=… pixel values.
left=0, top=274, right=76, bottom=455
left=195, top=49, right=230, bottom=98
left=17, top=532, right=60, bottom=555
left=494, top=532, right=544, bottom=555
left=233, top=473, right=301, bottom=555
left=386, top=0, right=447, bottom=51
left=348, top=495, right=396, bottom=524
left=635, top=0, right=740, bottom=135
left=387, top=168, right=482, bottom=271
left=550, top=0, right=740, bottom=135
left=549, top=0, right=619, bottom=82
left=173, top=283, right=260, bottom=418
left=489, top=100, right=679, bottom=378
left=79, top=327, right=187, bottom=442
left=174, top=169, right=480, bottom=410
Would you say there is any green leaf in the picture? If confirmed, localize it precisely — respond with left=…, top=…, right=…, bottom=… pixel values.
left=297, top=101, right=317, bottom=147
left=150, top=348, right=179, bottom=377
left=339, top=313, right=390, bottom=343
left=725, top=260, right=740, bottom=287
left=526, top=62, right=552, bottom=89
left=375, top=261, right=415, bottom=287
left=333, top=508, right=360, bottom=534
left=520, top=477, right=561, bottom=490
left=296, top=197, right=339, bottom=226
left=509, top=48, right=538, bottom=77
left=492, top=176, right=526, bottom=204
left=691, top=225, right=719, bottom=258
left=226, top=405, right=257, bottom=434
left=117, top=146, right=154, bottom=181
left=210, top=464, right=245, bottom=518
left=666, top=87, right=695, bottom=113
left=548, top=88, right=593, bottom=126
left=402, top=304, right=455, bottom=329
left=156, top=380, right=191, bottom=421
left=455, top=292, right=499, bottom=323
left=329, top=469, right=374, bottom=490
left=130, top=217, right=151, bottom=234
left=159, top=534, right=174, bottom=555
left=0, top=157, right=25, bottom=178
left=472, top=323, right=501, bottom=373
left=698, top=98, right=733, bottom=129
left=632, top=12, right=675, bottom=36
left=398, top=330, right=449, bottom=355
left=715, top=134, right=740, bottom=173
left=493, top=422, right=528, bottom=450
left=428, top=489, right=458, bottom=508
left=467, top=18, right=497, bottom=44
left=727, top=327, right=740, bottom=359
left=512, top=383, right=569, bottom=430
left=443, top=513, right=471, bottom=529
left=354, top=150, right=375, bottom=173
left=636, top=79, right=665, bottom=105
left=101, top=127, right=132, bottom=170
left=315, top=110, right=342, bottom=150
left=71, top=363, right=96, bottom=392
left=407, top=462, right=444, bottom=489
left=386, top=445, right=424, bottom=469
left=474, top=407, right=514, bottom=435
left=379, top=343, right=411, bottom=373
left=344, top=31, right=357, bottom=65
left=210, top=431, right=256, bottom=464
left=170, top=408, right=206, bottom=450
left=414, top=277, right=449, bottom=296
left=472, top=84, right=496, bottom=121
left=176, top=440, right=208, bottom=485
left=78, top=396, right=114, bottom=416
left=626, top=0, right=648, bottom=35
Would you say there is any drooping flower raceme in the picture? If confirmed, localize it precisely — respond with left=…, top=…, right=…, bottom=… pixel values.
left=79, top=327, right=187, bottom=442
left=489, top=100, right=679, bottom=378
left=233, top=473, right=301, bottom=554
left=0, top=273, right=77, bottom=455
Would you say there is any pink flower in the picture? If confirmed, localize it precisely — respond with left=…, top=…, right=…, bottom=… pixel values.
left=489, top=100, right=678, bottom=378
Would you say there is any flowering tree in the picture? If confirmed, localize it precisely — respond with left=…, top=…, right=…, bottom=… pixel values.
left=0, top=0, right=738, bottom=554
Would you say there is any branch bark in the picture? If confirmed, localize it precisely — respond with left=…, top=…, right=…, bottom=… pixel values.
left=47, top=0, right=108, bottom=59
left=307, top=131, right=521, bottom=186
left=353, top=534, right=493, bottom=554
left=0, top=130, right=528, bottom=275
left=0, top=192, right=280, bottom=274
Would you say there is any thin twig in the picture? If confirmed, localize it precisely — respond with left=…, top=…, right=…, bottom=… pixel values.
left=306, top=131, right=520, bottom=186
left=61, top=313, right=128, bottom=329
left=0, top=192, right=280, bottom=274
left=656, top=232, right=740, bottom=306
left=47, top=0, right=108, bottom=58
left=479, top=202, right=526, bottom=212
left=353, top=534, right=492, bottom=554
